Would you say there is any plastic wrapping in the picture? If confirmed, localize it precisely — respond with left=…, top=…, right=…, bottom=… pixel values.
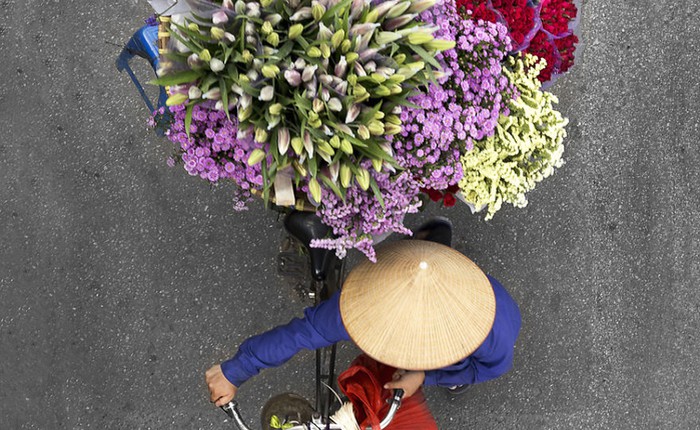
left=337, top=355, right=438, bottom=430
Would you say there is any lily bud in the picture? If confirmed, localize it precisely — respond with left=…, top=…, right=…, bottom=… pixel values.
left=241, top=50, right=254, bottom=63
left=202, top=87, right=221, bottom=100
left=246, top=69, right=259, bottom=81
left=223, top=0, right=234, bottom=8
left=340, top=39, right=352, bottom=53
left=288, top=23, right=304, bottom=39
left=320, top=43, right=331, bottom=59
left=317, top=140, right=334, bottom=156
left=239, top=94, right=252, bottom=109
left=235, top=0, right=246, bottom=14
left=224, top=32, right=236, bottom=43
left=356, top=168, right=370, bottom=190
left=188, top=86, right=202, bottom=99
left=363, top=9, right=379, bottom=23
left=313, top=98, right=325, bottom=113
left=424, top=39, right=455, bottom=51
left=291, top=137, right=304, bottom=155
left=368, top=120, right=385, bottom=135
left=245, top=22, right=256, bottom=36
left=278, top=127, right=290, bottom=154
left=370, top=72, right=387, bottom=84
left=260, top=0, right=273, bottom=7
left=294, top=58, right=306, bottom=69
left=374, top=110, right=385, bottom=120
left=408, top=0, right=435, bottom=13
left=345, top=104, right=361, bottom=123
left=331, top=30, right=345, bottom=49
left=187, top=53, right=203, bottom=68
left=312, top=1, right=326, bottom=21
left=386, top=114, right=401, bottom=125
left=266, top=13, right=283, bottom=26
left=307, top=46, right=322, bottom=58
left=350, top=0, right=367, bottom=19
left=266, top=115, right=281, bottom=130
left=238, top=105, right=253, bottom=121
left=372, top=0, right=399, bottom=18
left=187, top=23, right=200, bottom=31
left=321, top=87, right=330, bottom=102
left=349, top=23, right=379, bottom=37
left=336, top=124, right=355, bottom=137
left=212, top=10, right=229, bottom=25
left=334, top=81, right=348, bottom=94
left=334, top=56, right=348, bottom=78
left=210, top=58, right=225, bottom=72
left=394, top=53, right=406, bottom=64
left=340, top=139, right=353, bottom=155
left=385, top=123, right=402, bottom=135
left=292, top=160, right=307, bottom=177
left=317, top=22, right=333, bottom=40
left=199, top=49, right=212, bottom=62
left=262, top=64, right=280, bottom=78
left=247, top=148, right=266, bottom=166
left=308, top=177, right=322, bottom=203
left=357, top=125, right=370, bottom=140
left=246, top=2, right=261, bottom=17
left=258, top=85, right=275, bottom=101
left=319, top=74, right=333, bottom=85
left=358, top=48, right=379, bottom=62
left=269, top=103, right=284, bottom=115
left=375, top=31, right=403, bottom=45
left=353, top=84, right=367, bottom=97
left=284, top=69, right=302, bottom=86
left=329, top=162, right=340, bottom=182
left=261, top=21, right=273, bottom=36
left=389, top=84, right=402, bottom=94
left=384, top=14, right=416, bottom=31
left=407, top=31, right=434, bottom=44
left=290, top=7, right=312, bottom=21
left=353, top=62, right=367, bottom=77
left=386, top=1, right=411, bottom=19
left=372, top=158, right=383, bottom=172
left=340, top=163, right=352, bottom=187
left=303, top=132, right=314, bottom=157
left=327, top=98, right=342, bottom=112
left=329, top=136, right=341, bottom=148
left=302, top=65, right=318, bottom=82
left=165, top=93, right=188, bottom=106
left=373, top=85, right=391, bottom=97
left=254, top=128, right=269, bottom=143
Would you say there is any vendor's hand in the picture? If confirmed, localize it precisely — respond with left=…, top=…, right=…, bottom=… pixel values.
left=205, top=364, right=238, bottom=407
left=384, top=370, right=425, bottom=398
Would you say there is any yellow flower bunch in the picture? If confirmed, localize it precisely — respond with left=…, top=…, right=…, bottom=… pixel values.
left=458, top=53, right=568, bottom=220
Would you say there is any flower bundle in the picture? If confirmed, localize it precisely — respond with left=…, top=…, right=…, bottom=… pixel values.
left=458, top=53, right=568, bottom=219
left=153, top=0, right=454, bottom=207
left=143, top=0, right=578, bottom=261
left=454, top=0, right=580, bottom=83
left=395, top=3, right=517, bottom=191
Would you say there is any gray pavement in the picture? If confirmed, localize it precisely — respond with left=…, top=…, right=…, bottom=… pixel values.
left=1, top=0, right=699, bottom=428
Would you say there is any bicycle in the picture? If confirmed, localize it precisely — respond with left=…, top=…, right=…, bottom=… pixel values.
left=219, top=210, right=404, bottom=429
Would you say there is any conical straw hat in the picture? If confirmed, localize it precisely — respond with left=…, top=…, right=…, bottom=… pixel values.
left=340, top=240, right=496, bottom=370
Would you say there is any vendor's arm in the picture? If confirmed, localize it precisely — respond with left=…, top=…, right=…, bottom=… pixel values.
left=423, top=275, right=522, bottom=387
left=221, top=290, right=349, bottom=387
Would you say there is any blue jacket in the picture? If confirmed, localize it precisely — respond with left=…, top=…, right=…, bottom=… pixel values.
left=222, top=275, right=521, bottom=388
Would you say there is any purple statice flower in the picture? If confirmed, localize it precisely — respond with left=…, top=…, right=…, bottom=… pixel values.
left=395, top=0, right=518, bottom=191
left=144, top=15, right=158, bottom=26
left=150, top=102, right=267, bottom=210
left=310, top=161, right=422, bottom=262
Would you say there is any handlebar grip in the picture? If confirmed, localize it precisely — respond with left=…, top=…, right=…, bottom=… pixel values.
left=221, top=401, right=253, bottom=430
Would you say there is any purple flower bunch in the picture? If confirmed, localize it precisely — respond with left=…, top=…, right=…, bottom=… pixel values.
left=151, top=102, right=267, bottom=209
left=310, top=161, right=422, bottom=262
left=395, top=0, right=518, bottom=190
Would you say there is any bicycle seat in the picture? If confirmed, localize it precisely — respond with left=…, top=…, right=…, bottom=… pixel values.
left=284, top=211, right=336, bottom=282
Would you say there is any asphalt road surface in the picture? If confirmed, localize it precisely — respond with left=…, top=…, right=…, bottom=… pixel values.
left=1, top=0, right=699, bottom=428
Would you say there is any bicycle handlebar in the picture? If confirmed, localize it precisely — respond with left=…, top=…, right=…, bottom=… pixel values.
left=221, top=389, right=404, bottom=430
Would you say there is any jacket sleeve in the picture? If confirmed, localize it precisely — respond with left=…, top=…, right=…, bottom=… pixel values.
left=221, top=290, right=348, bottom=387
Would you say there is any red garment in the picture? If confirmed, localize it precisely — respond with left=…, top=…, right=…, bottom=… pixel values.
left=337, top=355, right=438, bottom=430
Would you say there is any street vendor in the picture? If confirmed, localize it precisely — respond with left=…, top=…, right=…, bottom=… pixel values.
left=206, top=221, right=522, bottom=407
